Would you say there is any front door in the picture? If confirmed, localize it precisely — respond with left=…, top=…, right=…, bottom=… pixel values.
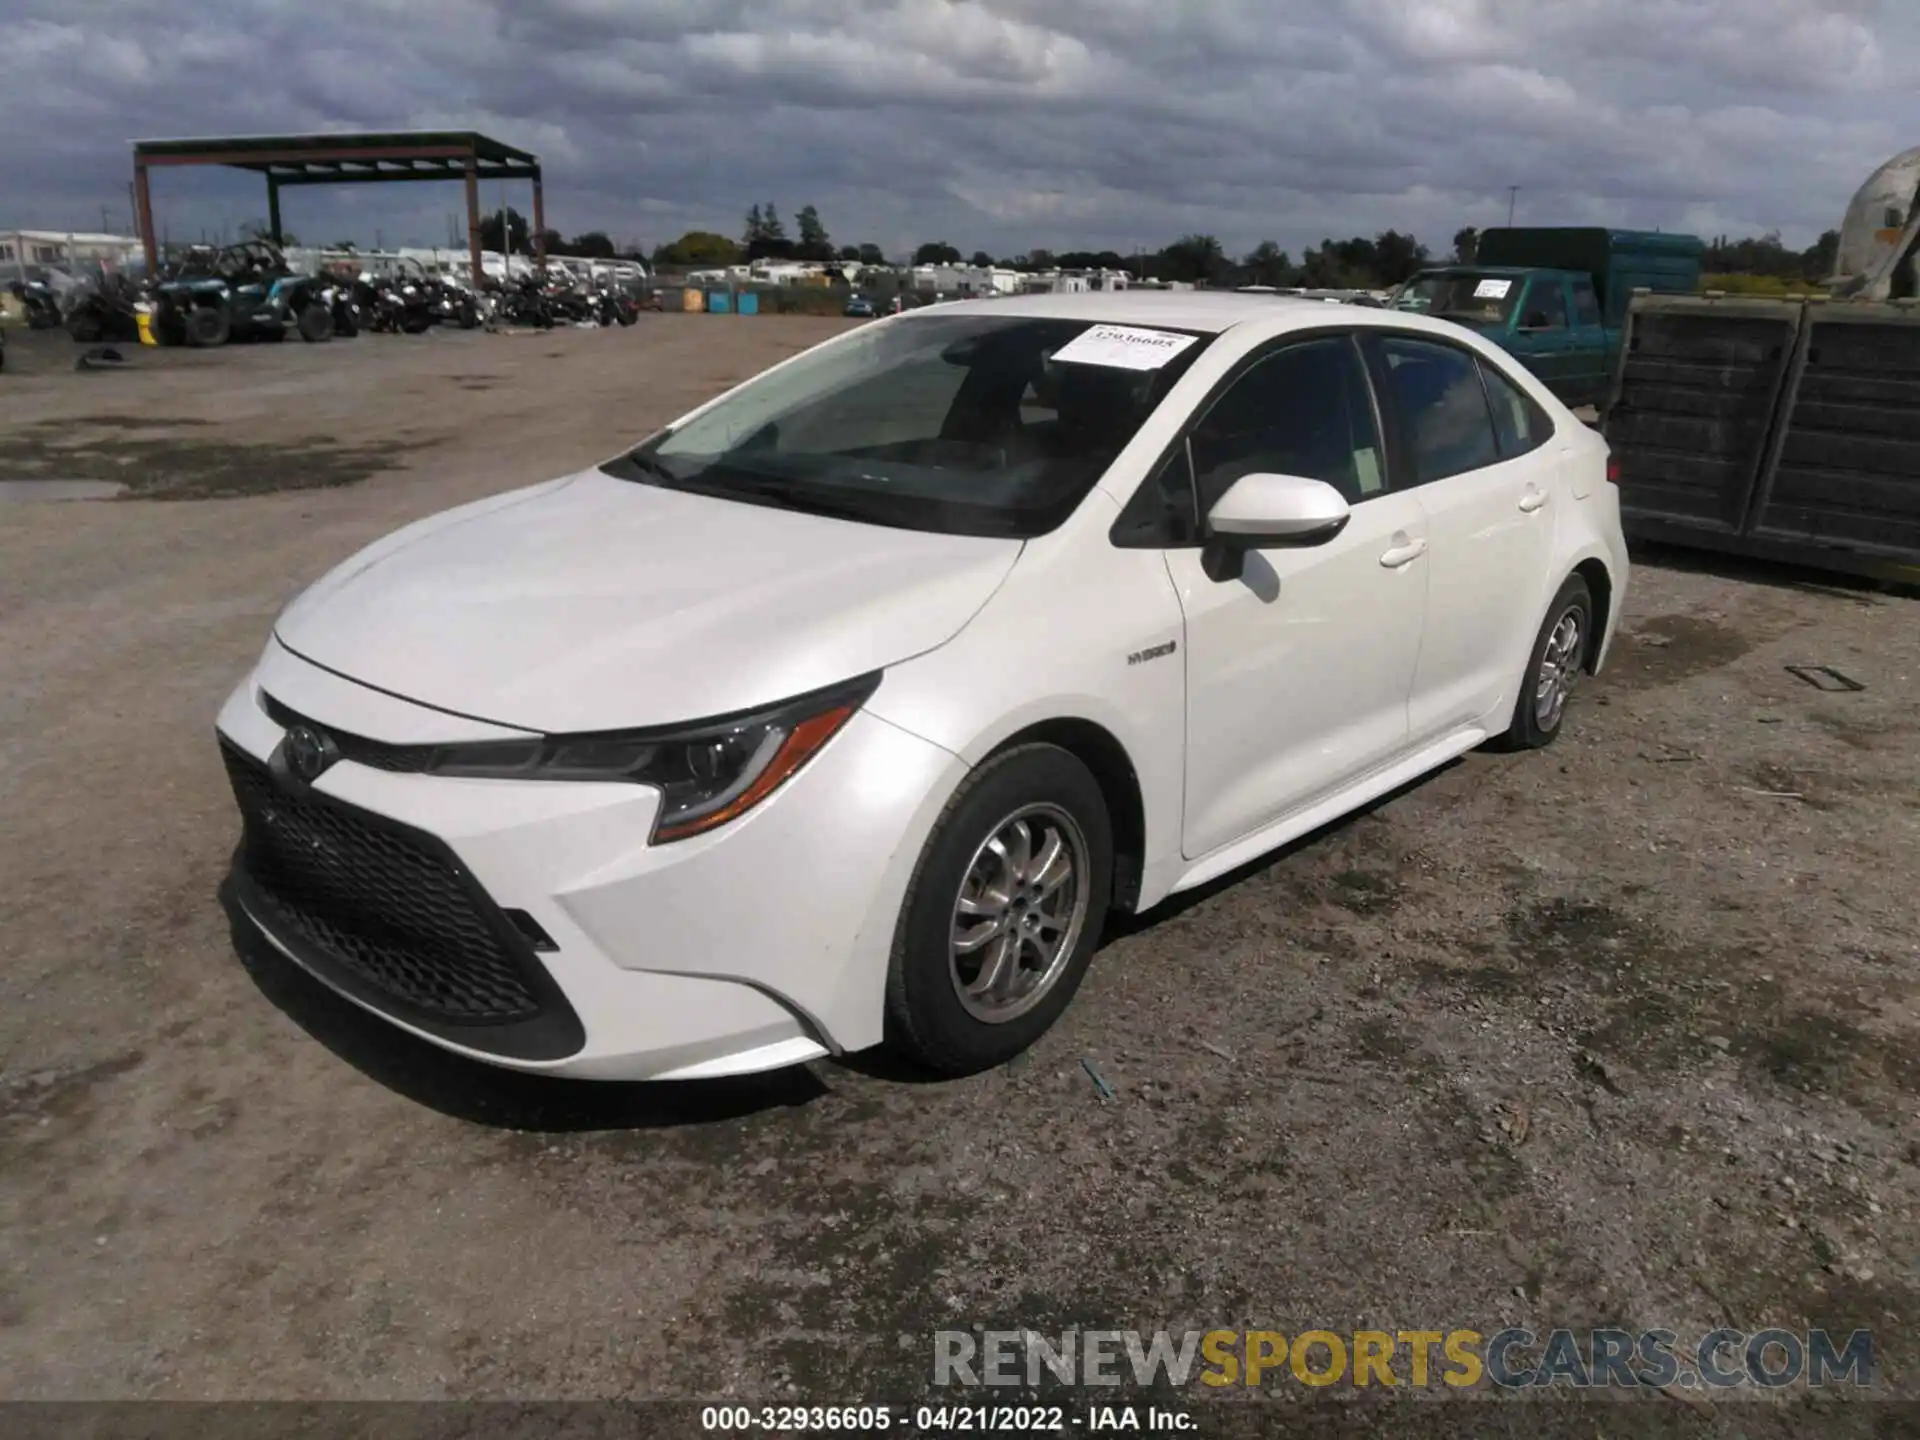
left=1510, top=276, right=1575, bottom=398
left=1165, top=334, right=1429, bottom=861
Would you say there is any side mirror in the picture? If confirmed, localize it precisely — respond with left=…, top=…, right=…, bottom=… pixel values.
left=1201, top=472, right=1351, bottom=580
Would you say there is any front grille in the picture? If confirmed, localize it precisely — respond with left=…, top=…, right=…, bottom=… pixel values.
left=222, top=740, right=546, bottom=1025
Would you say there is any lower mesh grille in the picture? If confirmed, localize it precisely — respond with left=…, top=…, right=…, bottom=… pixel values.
left=222, top=740, right=545, bottom=1025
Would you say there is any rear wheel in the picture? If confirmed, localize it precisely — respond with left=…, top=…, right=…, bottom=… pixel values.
left=885, top=745, right=1112, bottom=1076
left=296, top=303, right=333, bottom=342
left=1496, top=574, right=1593, bottom=751
left=185, top=304, right=230, bottom=348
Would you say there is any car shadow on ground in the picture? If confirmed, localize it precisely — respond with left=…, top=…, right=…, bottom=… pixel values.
left=835, top=762, right=1465, bottom=1088
left=222, top=761, right=1469, bottom=1114
left=223, top=896, right=829, bottom=1133
left=1103, top=761, right=1460, bottom=939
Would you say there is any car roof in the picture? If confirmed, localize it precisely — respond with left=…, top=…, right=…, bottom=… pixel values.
left=907, top=289, right=1352, bottom=334
left=890, top=288, right=1477, bottom=342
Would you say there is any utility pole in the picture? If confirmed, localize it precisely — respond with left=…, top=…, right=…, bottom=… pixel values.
left=1507, top=186, right=1520, bottom=228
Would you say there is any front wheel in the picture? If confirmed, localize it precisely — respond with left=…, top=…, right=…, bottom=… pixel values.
left=1496, top=574, right=1593, bottom=751
left=885, top=745, right=1113, bottom=1076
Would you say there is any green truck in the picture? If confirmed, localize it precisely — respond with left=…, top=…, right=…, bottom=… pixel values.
left=1391, top=228, right=1704, bottom=410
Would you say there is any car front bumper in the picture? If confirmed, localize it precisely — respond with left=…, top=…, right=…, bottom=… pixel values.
left=214, top=641, right=965, bottom=1080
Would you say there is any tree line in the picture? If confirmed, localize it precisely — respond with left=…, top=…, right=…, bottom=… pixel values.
left=485, top=200, right=1845, bottom=288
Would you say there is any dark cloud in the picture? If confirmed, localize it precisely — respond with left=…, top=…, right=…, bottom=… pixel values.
left=1, top=0, right=1909, bottom=257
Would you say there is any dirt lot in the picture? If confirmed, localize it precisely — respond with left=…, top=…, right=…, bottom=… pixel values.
left=0, top=318, right=1915, bottom=1425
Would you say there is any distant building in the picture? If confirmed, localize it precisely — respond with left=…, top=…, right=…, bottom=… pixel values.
left=0, top=229, right=143, bottom=277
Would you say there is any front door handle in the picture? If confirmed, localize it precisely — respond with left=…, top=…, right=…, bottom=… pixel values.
left=1518, top=488, right=1549, bottom=513
left=1379, top=537, right=1427, bottom=568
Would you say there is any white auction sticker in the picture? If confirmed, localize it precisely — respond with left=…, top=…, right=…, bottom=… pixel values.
left=1473, top=278, right=1513, bottom=299
left=1049, top=323, right=1200, bottom=371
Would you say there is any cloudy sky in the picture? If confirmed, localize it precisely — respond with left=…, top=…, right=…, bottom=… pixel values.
left=3, top=0, right=1912, bottom=260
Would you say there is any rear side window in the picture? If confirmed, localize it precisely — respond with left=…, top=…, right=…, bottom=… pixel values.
left=1479, top=359, right=1555, bottom=459
left=1377, top=338, right=1500, bottom=483
left=1571, top=277, right=1601, bottom=328
left=1188, top=337, right=1386, bottom=510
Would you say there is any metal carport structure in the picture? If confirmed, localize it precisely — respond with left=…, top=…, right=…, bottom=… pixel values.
left=131, top=131, right=544, bottom=286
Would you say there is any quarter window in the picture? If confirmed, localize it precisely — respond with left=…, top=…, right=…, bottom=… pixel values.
left=1378, top=337, right=1501, bottom=483
left=1188, top=337, right=1386, bottom=511
left=1479, top=360, right=1553, bottom=460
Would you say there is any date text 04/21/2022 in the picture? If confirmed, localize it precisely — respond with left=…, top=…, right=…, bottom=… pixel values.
left=698, top=1404, right=1194, bottom=1431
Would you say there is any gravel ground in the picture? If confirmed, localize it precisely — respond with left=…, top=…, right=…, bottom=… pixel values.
left=0, top=319, right=1915, bottom=1428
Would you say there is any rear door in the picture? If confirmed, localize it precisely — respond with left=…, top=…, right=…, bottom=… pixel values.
left=1367, top=334, right=1559, bottom=744
left=1566, top=275, right=1609, bottom=408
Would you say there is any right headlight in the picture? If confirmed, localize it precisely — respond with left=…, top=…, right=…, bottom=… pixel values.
left=421, top=672, right=881, bottom=844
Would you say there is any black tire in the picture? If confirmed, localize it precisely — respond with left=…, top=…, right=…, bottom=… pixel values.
left=401, top=309, right=432, bottom=335
left=333, top=303, right=359, bottom=339
left=885, top=744, right=1113, bottom=1076
left=296, top=303, right=333, bottom=342
left=67, top=312, right=102, bottom=344
left=185, top=304, right=230, bottom=348
left=456, top=299, right=479, bottom=330
left=1495, top=574, right=1594, bottom=751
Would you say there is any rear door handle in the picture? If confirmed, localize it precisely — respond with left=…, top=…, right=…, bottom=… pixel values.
left=1379, top=538, right=1427, bottom=568
left=1518, top=489, right=1549, bottom=513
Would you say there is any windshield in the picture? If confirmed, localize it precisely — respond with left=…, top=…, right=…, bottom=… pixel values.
left=1392, top=273, right=1522, bottom=326
left=609, top=313, right=1213, bottom=538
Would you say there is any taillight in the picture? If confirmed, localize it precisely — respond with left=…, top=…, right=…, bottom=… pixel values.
left=1605, top=455, right=1621, bottom=485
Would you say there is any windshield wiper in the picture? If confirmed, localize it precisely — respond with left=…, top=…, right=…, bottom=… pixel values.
left=621, top=450, right=678, bottom=483
left=713, top=476, right=892, bottom=524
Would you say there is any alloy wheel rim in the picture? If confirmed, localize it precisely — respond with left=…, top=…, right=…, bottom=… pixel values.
left=948, top=804, right=1090, bottom=1024
left=1535, top=608, right=1584, bottom=730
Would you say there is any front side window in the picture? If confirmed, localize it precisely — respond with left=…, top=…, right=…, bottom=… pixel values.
left=615, top=315, right=1211, bottom=538
left=1520, top=278, right=1570, bottom=331
left=1378, top=337, right=1501, bottom=483
left=1188, top=337, right=1386, bottom=511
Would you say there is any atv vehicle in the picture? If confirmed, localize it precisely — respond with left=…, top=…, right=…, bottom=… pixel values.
left=150, top=240, right=335, bottom=346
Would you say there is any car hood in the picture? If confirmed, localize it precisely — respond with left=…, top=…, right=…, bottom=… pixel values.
left=273, top=469, right=1023, bottom=733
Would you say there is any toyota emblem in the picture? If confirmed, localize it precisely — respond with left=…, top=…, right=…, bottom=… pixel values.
left=283, top=724, right=336, bottom=782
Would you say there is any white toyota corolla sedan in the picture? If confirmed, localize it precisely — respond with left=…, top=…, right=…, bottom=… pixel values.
left=215, top=292, right=1627, bottom=1081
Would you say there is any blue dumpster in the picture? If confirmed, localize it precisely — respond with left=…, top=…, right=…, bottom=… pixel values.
left=706, top=289, right=732, bottom=314
left=736, top=291, right=760, bottom=316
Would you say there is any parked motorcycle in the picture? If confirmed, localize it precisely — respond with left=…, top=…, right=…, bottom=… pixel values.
left=9, top=278, right=65, bottom=330
left=63, top=271, right=143, bottom=344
